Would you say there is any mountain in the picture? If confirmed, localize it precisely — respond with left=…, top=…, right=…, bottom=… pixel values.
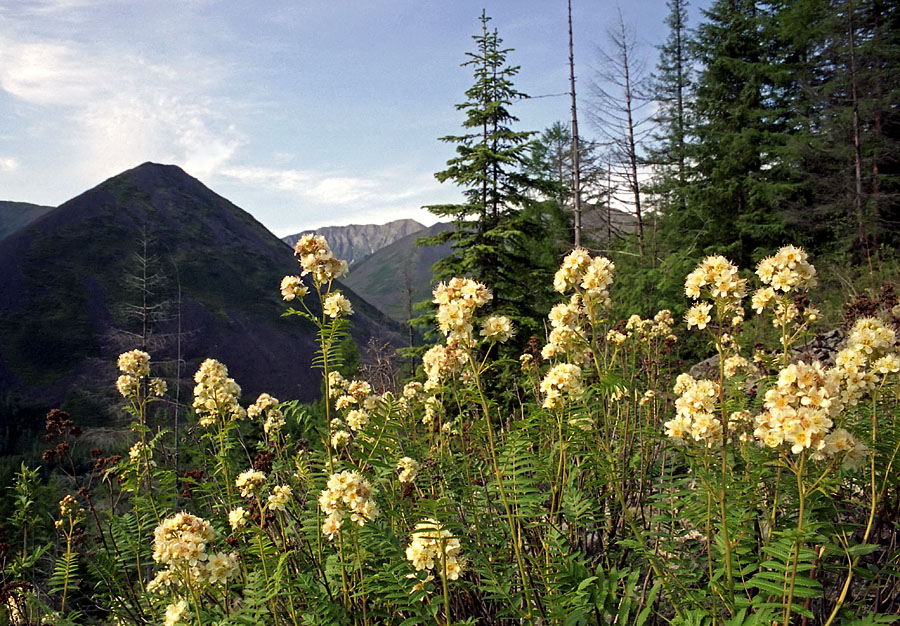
left=342, top=222, right=453, bottom=322
left=282, top=219, right=424, bottom=266
left=0, top=163, right=402, bottom=414
left=0, top=201, right=55, bottom=241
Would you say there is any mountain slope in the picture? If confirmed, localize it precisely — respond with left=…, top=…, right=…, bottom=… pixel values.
left=0, top=201, right=55, bottom=241
left=0, top=163, right=401, bottom=408
left=283, top=219, right=424, bottom=266
left=342, top=222, right=453, bottom=322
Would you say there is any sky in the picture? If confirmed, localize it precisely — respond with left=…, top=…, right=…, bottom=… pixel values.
left=0, top=0, right=709, bottom=238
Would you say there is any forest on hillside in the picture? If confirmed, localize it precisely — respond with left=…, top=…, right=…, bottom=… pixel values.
left=1, top=1, right=899, bottom=624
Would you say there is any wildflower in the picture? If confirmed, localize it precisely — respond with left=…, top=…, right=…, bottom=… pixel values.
left=331, top=430, right=351, bottom=448
left=118, top=349, right=151, bottom=377
left=267, top=485, right=292, bottom=512
left=152, top=512, right=215, bottom=568
left=205, top=551, right=239, bottom=585
left=164, top=599, right=190, bottom=626
left=874, top=353, right=900, bottom=374
left=684, top=302, right=713, bottom=330
left=116, top=374, right=139, bottom=398
left=665, top=374, right=722, bottom=447
left=149, top=378, right=167, bottom=397
left=480, top=315, right=514, bottom=343
left=723, top=355, right=750, bottom=378
left=228, top=507, right=249, bottom=531
left=323, top=292, right=353, bottom=318
left=406, top=518, right=465, bottom=582
left=318, top=470, right=378, bottom=540
left=235, top=469, right=266, bottom=499
left=756, top=245, right=817, bottom=293
left=402, top=381, right=423, bottom=399
left=396, top=457, right=420, bottom=484
left=540, top=363, right=584, bottom=409
left=345, top=408, right=369, bottom=431
left=684, top=255, right=746, bottom=304
left=293, top=233, right=348, bottom=283
left=192, top=359, right=244, bottom=425
left=280, top=275, right=308, bottom=301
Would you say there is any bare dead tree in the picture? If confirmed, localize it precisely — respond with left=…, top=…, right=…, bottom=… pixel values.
left=589, top=10, right=654, bottom=255
left=568, top=0, right=583, bottom=247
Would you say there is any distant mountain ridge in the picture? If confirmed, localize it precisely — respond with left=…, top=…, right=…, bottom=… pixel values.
left=0, top=200, right=55, bottom=240
left=0, top=163, right=401, bottom=412
left=282, top=219, right=425, bottom=266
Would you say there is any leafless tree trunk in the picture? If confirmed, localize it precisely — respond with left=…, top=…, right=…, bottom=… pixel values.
left=568, top=0, right=582, bottom=248
left=589, top=10, right=653, bottom=255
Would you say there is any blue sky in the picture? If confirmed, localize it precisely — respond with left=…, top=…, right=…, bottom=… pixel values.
left=0, top=0, right=708, bottom=237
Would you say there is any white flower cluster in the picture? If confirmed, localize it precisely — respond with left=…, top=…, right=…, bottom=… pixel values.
left=540, top=363, right=584, bottom=409
left=553, top=247, right=615, bottom=304
left=318, top=470, right=378, bottom=540
left=115, top=349, right=166, bottom=399
left=267, top=484, right=293, bottom=512
left=293, top=233, right=349, bottom=284
left=247, top=393, right=285, bottom=435
left=151, top=512, right=239, bottom=588
left=235, top=469, right=266, bottom=499
left=192, top=359, right=245, bottom=426
left=396, top=456, right=420, bottom=484
left=406, top=518, right=465, bottom=582
left=480, top=314, right=515, bottom=343
left=433, top=277, right=493, bottom=341
left=280, top=275, right=309, bottom=301
left=751, top=246, right=819, bottom=326
left=323, top=292, right=353, bottom=319
left=683, top=255, right=747, bottom=329
left=664, top=373, right=722, bottom=447
left=422, top=339, right=470, bottom=389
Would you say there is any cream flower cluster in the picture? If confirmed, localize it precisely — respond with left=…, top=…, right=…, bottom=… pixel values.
left=751, top=246, right=818, bottom=327
left=542, top=296, right=590, bottom=362
left=664, top=373, right=722, bottom=447
left=433, top=277, right=493, bottom=340
left=267, top=485, right=293, bottom=512
left=683, top=255, right=747, bottom=330
left=247, top=393, right=285, bottom=435
left=406, top=519, right=465, bottom=581
left=422, top=340, right=469, bottom=389
left=753, top=361, right=838, bottom=454
left=293, top=233, right=349, bottom=284
left=396, top=457, right=420, bottom=484
left=480, top=315, right=514, bottom=343
left=118, top=349, right=150, bottom=377
left=235, top=469, right=266, bottom=499
left=323, top=292, right=353, bottom=318
left=152, top=512, right=215, bottom=570
left=540, top=363, right=584, bottom=409
left=755, top=245, right=817, bottom=293
left=116, top=349, right=166, bottom=399
left=831, top=317, right=898, bottom=406
left=228, top=507, right=249, bottom=531
left=280, top=275, right=309, bottom=301
left=318, top=470, right=378, bottom=540
left=553, top=247, right=615, bottom=304
left=164, top=600, right=190, bottom=626
left=623, top=310, right=677, bottom=343
left=192, top=359, right=245, bottom=426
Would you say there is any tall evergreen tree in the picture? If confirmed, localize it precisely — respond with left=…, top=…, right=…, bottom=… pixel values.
left=647, top=0, right=694, bottom=217
left=422, top=12, right=553, bottom=333
left=682, top=0, right=800, bottom=265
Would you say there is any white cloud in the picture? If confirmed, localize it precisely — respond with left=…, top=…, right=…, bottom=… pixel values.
left=0, top=26, right=242, bottom=183
left=220, top=165, right=439, bottom=208
left=0, top=157, right=19, bottom=172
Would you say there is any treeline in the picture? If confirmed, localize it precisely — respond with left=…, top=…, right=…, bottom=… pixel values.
left=425, top=1, right=900, bottom=336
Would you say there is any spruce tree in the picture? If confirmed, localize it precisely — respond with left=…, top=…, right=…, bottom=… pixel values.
left=421, top=11, right=553, bottom=334
left=684, top=0, right=799, bottom=265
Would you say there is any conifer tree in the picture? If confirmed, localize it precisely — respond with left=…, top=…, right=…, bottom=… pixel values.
left=422, top=11, right=553, bottom=334
left=683, top=0, right=799, bottom=265
left=648, top=0, right=693, bottom=217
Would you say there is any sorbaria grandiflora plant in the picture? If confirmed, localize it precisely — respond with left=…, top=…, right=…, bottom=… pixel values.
left=3, top=240, right=898, bottom=625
